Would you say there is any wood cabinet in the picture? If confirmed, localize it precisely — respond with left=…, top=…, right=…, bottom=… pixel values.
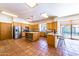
left=31, top=24, right=39, bottom=31
left=47, top=23, right=53, bottom=30
left=47, top=34, right=56, bottom=48
left=54, top=22, right=57, bottom=31
left=0, top=22, right=12, bottom=40
left=40, top=32, right=46, bottom=37
left=47, top=22, right=57, bottom=31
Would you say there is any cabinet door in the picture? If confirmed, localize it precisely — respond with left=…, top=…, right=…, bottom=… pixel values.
left=47, top=23, right=53, bottom=30
left=47, top=22, right=57, bottom=30
left=0, top=23, right=1, bottom=40
left=54, top=22, right=57, bottom=31
left=47, top=35, right=55, bottom=47
left=0, top=23, right=12, bottom=40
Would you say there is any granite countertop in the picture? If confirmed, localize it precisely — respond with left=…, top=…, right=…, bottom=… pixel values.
left=25, top=32, right=39, bottom=33
left=47, top=33, right=63, bottom=37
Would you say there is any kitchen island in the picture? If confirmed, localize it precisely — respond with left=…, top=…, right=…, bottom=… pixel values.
left=25, top=32, right=40, bottom=41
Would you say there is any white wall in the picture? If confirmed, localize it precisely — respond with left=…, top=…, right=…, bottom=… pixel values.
left=0, top=14, right=30, bottom=24
left=57, top=14, right=79, bottom=22
left=13, top=18, right=31, bottom=24
left=0, top=14, right=12, bottom=23
left=13, top=18, right=25, bottom=23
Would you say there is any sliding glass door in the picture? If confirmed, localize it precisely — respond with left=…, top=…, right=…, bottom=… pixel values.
left=72, top=25, right=79, bottom=39
left=61, top=25, right=71, bottom=38
left=60, top=20, right=79, bottom=39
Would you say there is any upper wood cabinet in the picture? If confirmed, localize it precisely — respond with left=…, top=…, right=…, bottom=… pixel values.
left=54, top=22, right=57, bottom=31
left=31, top=24, right=39, bottom=31
left=47, top=22, right=57, bottom=31
left=47, top=23, right=53, bottom=30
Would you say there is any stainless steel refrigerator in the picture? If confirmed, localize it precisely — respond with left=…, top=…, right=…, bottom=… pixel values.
left=13, top=26, right=22, bottom=39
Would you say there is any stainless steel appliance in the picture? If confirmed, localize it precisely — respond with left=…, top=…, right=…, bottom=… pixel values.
left=13, top=26, right=22, bottom=39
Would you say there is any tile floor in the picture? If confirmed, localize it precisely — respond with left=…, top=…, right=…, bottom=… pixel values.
left=0, top=37, right=79, bottom=56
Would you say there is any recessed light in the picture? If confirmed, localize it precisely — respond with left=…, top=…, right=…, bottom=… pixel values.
left=25, top=0, right=37, bottom=8
left=41, top=13, right=48, bottom=18
left=1, top=11, right=18, bottom=17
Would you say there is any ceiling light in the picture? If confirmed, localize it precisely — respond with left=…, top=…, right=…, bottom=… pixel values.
left=25, top=0, right=37, bottom=8
left=41, top=13, right=48, bottom=18
left=27, top=19, right=32, bottom=21
left=25, top=21, right=31, bottom=24
left=1, top=11, right=18, bottom=17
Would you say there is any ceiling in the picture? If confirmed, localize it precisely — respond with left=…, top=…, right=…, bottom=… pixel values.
left=0, top=3, right=79, bottom=22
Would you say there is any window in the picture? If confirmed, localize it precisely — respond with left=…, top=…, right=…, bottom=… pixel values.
left=39, top=23, right=47, bottom=32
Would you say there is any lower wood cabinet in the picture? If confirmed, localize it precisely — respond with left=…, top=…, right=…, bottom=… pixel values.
left=47, top=35, right=56, bottom=48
